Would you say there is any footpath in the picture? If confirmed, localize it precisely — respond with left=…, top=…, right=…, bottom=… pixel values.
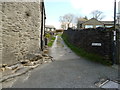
left=0, top=47, right=53, bottom=89
left=1, top=35, right=119, bottom=88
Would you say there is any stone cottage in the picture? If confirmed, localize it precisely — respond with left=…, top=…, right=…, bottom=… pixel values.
left=0, top=0, right=46, bottom=65
left=77, top=18, right=115, bottom=29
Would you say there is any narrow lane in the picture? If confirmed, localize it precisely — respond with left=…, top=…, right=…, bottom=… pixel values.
left=12, top=35, right=118, bottom=88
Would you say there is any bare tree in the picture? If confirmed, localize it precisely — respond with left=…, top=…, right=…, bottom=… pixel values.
left=59, top=13, right=75, bottom=29
left=59, top=16, right=64, bottom=23
left=59, top=16, right=66, bottom=29
left=83, top=16, right=88, bottom=20
left=91, top=10, right=105, bottom=20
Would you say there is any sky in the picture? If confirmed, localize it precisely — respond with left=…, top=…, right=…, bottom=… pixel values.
left=44, top=0, right=120, bottom=29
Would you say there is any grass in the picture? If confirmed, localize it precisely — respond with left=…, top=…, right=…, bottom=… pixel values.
left=62, top=34, right=112, bottom=66
left=57, top=33, right=63, bottom=36
left=48, top=36, right=56, bottom=47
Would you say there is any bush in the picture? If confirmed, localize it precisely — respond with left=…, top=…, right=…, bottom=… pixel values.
left=48, top=36, right=56, bottom=47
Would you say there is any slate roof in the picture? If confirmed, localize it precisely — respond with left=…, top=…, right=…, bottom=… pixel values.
left=78, top=18, right=87, bottom=24
left=101, top=21, right=114, bottom=25
left=78, top=18, right=114, bottom=25
left=45, top=25, right=55, bottom=29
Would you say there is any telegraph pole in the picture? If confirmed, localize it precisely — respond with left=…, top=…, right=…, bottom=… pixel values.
left=112, top=0, right=117, bottom=64
left=114, top=0, right=116, bottom=28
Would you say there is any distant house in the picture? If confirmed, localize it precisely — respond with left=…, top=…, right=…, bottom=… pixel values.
left=61, top=22, right=69, bottom=30
left=77, top=18, right=88, bottom=29
left=56, top=29, right=64, bottom=34
left=45, top=25, right=56, bottom=32
left=61, top=22, right=77, bottom=30
left=102, top=21, right=114, bottom=28
left=77, top=18, right=116, bottom=29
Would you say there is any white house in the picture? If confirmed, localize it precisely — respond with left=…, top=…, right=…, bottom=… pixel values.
left=45, top=25, right=56, bottom=32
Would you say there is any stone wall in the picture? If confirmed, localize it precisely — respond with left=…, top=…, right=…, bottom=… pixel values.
left=63, top=28, right=113, bottom=61
left=0, top=3, right=2, bottom=66
left=0, top=2, right=43, bottom=65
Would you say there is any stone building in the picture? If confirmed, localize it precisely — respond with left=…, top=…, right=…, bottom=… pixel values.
left=77, top=18, right=115, bottom=29
left=45, top=25, right=56, bottom=32
left=0, top=0, right=46, bottom=65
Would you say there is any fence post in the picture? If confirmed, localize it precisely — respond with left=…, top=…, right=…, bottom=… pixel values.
left=112, top=0, right=117, bottom=65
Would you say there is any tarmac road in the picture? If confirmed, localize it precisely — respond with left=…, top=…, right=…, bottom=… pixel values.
left=11, top=35, right=118, bottom=88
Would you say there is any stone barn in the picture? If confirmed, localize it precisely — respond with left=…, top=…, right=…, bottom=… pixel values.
left=0, top=0, right=46, bottom=65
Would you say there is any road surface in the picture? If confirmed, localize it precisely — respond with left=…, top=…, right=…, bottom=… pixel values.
left=11, top=35, right=118, bottom=88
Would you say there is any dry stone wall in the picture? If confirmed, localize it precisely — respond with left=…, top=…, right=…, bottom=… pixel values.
left=0, top=2, right=42, bottom=65
left=63, top=28, right=113, bottom=61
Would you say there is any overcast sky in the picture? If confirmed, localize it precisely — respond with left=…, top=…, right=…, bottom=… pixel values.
left=45, top=0, right=120, bottom=29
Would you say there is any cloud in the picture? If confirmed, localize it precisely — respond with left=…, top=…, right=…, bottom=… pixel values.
left=70, top=0, right=114, bottom=11
left=45, top=0, right=69, bottom=3
left=70, top=0, right=118, bottom=20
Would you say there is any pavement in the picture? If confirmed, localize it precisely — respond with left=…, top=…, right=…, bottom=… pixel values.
left=7, top=35, right=119, bottom=88
left=0, top=72, right=2, bottom=89
left=0, top=50, right=53, bottom=88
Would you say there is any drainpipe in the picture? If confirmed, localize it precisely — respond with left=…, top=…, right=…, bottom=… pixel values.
left=44, top=12, right=47, bottom=45
left=40, top=1, right=44, bottom=51
left=44, top=16, right=46, bottom=37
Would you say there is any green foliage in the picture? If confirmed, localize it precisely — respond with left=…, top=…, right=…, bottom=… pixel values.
left=48, top=37, right=56, bottom=47
left=57, top=33, right=62, bottom=36
left=62, top=34, right=112, bottom=66
left=45, top=33, right=51, bottom=38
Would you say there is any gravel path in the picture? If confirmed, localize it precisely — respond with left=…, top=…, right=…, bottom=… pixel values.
left=11, top=35, right=118, bottom=88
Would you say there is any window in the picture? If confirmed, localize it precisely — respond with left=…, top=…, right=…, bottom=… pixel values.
left=105, top=26, right=113, bottom=28
left=96, top=25, right=103, bottom=28
left=85, top=25, right=93, bottom=28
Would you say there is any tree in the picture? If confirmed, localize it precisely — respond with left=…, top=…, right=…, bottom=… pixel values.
left=59, top=16, right=66, bottom=29
left=83, top=16, right=88, bottom=20
left=91, top=10, right=105, bottom=20
left=59, top=13, right=75, bottom=29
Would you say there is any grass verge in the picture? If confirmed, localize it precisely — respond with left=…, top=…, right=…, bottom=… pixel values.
left=62, top=34, right=112, bottom=66
left=48, top=36, right=56, bottom=47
